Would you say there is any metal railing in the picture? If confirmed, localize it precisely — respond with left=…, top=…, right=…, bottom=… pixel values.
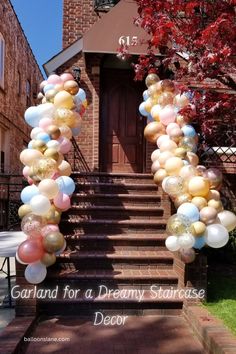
left=66, top=137, right=91, bottom=173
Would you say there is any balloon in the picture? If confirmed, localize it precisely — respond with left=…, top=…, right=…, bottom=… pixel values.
left=191, top=197, right=208, bottom=210
left=158, top=92, right=174, bottom=106
left=58, top=136, right=72, bottom=154
left=76, top=88, right=87, bottom=101
left=144, top=97, right=156, bottom=113
left=194, top=236, right=206, bottom=250
left=39, top=117, right=53, bottom=130
left=139, top=101, right=148, bottom=117
left=21, top=213, right=46, bottom=237
left=59, top=125, right=73, bottom=139
left=43, top=232, right=65, bottom=253
left=58, top=160, right=72, bottom=176
left=166, top=214, right=191, bottom=236
left=20, top=149, right=43, bottom=166
left=23, top=166, right=31, bottom=179
left=174, top=94, right=190, bottom=108
left=145, top=73, right=159, bottom=87
left=203, top=168, right=222, bottom=189
left=38, top=179, right=59, bottom=199
left=55, top=240, right=67, bottom=255
left=180, top=248, right=196, bottom=263
left=16, top=251, right=28, bottom=265
left=165, top=157, right=184, bottom=175
left=177, top=202, right=200, bottom=223
left=164, top=176, right=185, bottom=197
left=199, top=206, right=218, bottom=224
left=148, top=83, right=161, bottom=98
left=44, top=148, right=60, bottom=162
left=24, top=106, right=41, bottom=127
left=30, top=127, right=44, bottom=140
left=60, top=73, right=74, bottom=82
left=191, top=221, right=206, bottom=237
left=41, top=224, right=60, bottom=237
left=188, top=177, right=210, bottom=197
left=153, top=169, right=168, bottom=184
left=186, top=152, right=199, bottom=167
left=165, top=236, right=180, bottom=252
left=206, top=190, right=221, bottom=201
left=143, top=90, right=149, bottom=101
left=161, top=79, right=176, bottom=93
left=41, top=252, right=56, bottom=267
left=207, top=199, right=223, bottom=212
left=47, top=74, right=63, bottom=85
left=31, top=158, right=58, bottom=180
left=46, top=125, right=61, bottom=139
left=151, top=160, right=161, bottom=174
left=45, top=88, right=57, bottom=102
left=21, top=185, right=39, bottom=204
left=30, top=195, right=51, bottom=216
left=151, top=149, right=161, bottom=162
left=72, top=127, right=81, bottom=137
left=56, top=176, right=75, bottom=195
left=54, top=108, right=76, bottom=127
left=159, top=106, right=176, bottom=126
left=181, top=125, right=196, bottom=137
left=31, top=140, right=47, bottom=153
left=54, top=91, right=74, bottom=109
left=25, top=262, right=47, bottom=284
left=53, top=192, right=71, bottom=211
left=174, top=193, right=192, bottom=208
left=168, top=127, right=183, bottom=143
left=144, top=122, right=165, bottom=143
left=36, top=132, right=51, bottom=144
left=156, top=135, right=170, bottom=148
left=159, top=140, right=177, bottom=152
left=38, top=103, right=55, bottom=118
left=45, top=206, right=61, bottom=224
left=178, top=233, right=195, bottom=250
left=46, top=140, right=60, bottom=151
left=176, top=114, right=192, bottom=127
left=217, top=210, right=236, bottom=232
left=205, top=224, right=229, bottom=248
left=18, top=239, right=44, bottom=263
left=18, top=204, right=32, bottom=219
left=179, top=137, right=197, bottom=153
left=166, top=123, right=179, bottom=135
left=150, top=104, right=162, bottom=120
left=179, top=165, right=197, bottom=180
left=43, top=84, right=55, bottom=94
left=158, top=151, right=174, bottom=167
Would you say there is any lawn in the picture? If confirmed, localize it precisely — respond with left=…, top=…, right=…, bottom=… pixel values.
left=204, top=268, right=236, bottom=335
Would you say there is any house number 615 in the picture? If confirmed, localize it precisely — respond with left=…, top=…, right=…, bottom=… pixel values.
left=118, top=36, right=138, bottom=46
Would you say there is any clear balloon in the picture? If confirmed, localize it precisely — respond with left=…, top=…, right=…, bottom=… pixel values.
left=166, top=214, right=191, bottom=236
left=164, top=176, right=186, bottom=197
left=21, top=213, right=46, bottom=237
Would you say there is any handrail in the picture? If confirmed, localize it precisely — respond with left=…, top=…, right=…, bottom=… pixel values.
left=70, top=137, right=91, bottom=172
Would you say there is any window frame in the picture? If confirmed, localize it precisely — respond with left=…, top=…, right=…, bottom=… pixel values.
left=0, top=32, right=5, bottom=89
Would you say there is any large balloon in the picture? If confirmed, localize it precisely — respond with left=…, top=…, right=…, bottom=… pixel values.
left=18, top=239, right=44, bottom=264
left=56, top=176, right=75, bottom=195
left=188, top=177, right=210, bottom=197
left=166, top=214, right=191, bottom=236
left=30, top=195, right=51, bottom=215
left=21, top=185, right=39, bottom=204
left=38, top=179, right=59, bottom=199
left=177, top=202, right=200, bottom=223
left=205, top=224, right=229, bottom=248
left=217, top=210, right=236, bottom=232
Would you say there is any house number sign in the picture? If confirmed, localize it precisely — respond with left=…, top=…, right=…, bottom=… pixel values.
left=118, top=36, right=138, bottom=46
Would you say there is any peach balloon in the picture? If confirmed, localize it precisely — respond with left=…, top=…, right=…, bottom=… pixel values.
left=158, top=151, right=174, bottom=167
left=169, top=127, right=183, bottom=142
left=58, top=160, right=72, bottom=176
left=38, top=179, right=59, bottom=199
left=54, top=91, right=74, bottom=109
left=186, top=152, right=199, bottom=166
left=188, top=177, right=210, bottom=197
left=153, top=169, right=168, bottom=184
left=20, top=149, right=43, bottom=166
left=200, top=206, right=218, bottom=224
left=165, top=157, right=184, bottom=176
left=157, top=135, right=170, bottom=148
left=151, top=149, right=161, bottom=162
left=144, top=122, right=165, bottom=143
left=179, top=165, right=197, bottom=180
left=60, top=73, right=74, bottom=82
left=159, top=140, right=177, bottom=152
left=191, top=196, right=208, bottom=210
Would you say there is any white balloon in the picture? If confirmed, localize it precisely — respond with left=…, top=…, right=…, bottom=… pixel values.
left=178, top=233, right=195, bottom=250
left=217, top=210, right=236, bottom=232
left=151, top=149, right=161, bottom=162
left=165, top=236, right=180, bottom=252
left=25, top=262, right=47, bottom=284
left=205, top=224, right=229, bottom=248
left=30, top=127, right=44, bottom=140
left=30, top=195, right=51, bottom=215
left=37, top=103, right=55, bottom=118
left=46, top=140, right=60, bottom=151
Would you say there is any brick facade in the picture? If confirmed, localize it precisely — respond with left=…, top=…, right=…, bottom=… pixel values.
left=0, top=0, right=43, bottom=174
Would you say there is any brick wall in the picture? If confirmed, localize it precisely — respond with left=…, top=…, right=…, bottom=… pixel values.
left=0, top=0, right=43, bottom=174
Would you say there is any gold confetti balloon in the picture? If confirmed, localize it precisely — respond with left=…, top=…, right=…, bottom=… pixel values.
left=31, top=158, right=58, bottom=181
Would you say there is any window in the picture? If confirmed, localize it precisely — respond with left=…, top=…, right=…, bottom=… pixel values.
left=0, top=126, right=9, bottom=173
left=26, top=80, right=31, bottom=106
left=0, top=33, right=5, bottom=89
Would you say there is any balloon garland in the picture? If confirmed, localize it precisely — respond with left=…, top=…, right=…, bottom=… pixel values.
left=17, top=73, right=87, bottom=284
left=139, top=74, right=236, bottom=263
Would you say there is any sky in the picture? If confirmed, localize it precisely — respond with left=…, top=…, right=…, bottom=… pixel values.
left=11, top=0, right=63, bottom=77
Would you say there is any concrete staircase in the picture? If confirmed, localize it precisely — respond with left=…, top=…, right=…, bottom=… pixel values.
left=36, top=172, right=184, bottom=316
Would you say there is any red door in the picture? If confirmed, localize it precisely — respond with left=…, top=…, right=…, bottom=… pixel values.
left=100, top=69, right=144, bottom=173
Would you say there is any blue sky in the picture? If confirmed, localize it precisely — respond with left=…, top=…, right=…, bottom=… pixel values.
left=11, top=0, right=63, bottom=76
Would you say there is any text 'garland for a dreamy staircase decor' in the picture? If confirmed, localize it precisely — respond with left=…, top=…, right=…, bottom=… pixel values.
left=139, top=74, right=236, bottom=263
left=16, top=73, right=87, bottom=284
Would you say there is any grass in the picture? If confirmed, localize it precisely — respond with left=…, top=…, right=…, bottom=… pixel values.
left=204, top=270, right=236, bottom=335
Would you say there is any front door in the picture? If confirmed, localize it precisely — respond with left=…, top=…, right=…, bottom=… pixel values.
left=100, top=69, right=144, bottom=173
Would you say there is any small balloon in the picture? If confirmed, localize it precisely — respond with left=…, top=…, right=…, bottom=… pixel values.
left=25, top=262, right=47, bottom=284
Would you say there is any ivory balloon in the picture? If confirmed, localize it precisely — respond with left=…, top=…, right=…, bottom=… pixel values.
left=217, top=210, right=236, bottom=232
left=38, top=179, right=59, bottom=199
left=151, top=149, right=161, bottom=162
left=20, top=149, right=43, bottom=166
left=157, top=135, right=170, bottom=148
left=178, top=233, right=195, bottom=250
left=30, top=195, right=51, bottom=216
left=188, top=177, right=210, bottom=197
left=165, top=157, right=184, bottom=175
left=160, top=140, right=177, bottom=152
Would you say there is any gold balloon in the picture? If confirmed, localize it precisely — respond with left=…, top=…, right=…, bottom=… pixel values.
left=18, top=204, right=32, bottom=219
left=148, top=83, right=161, bottom=99
left=188, top=177, right=210, bottom=197
left=45, top=206, right=61, bottom=224
left=191, top=196, right=208, bottom=210
left=144, top=97, right=156, bottom=113
left=44, top=148, right=60, bottom=162
left=174, top=193, right=192, bottom=208
left=46, top=125, right=61, bottom=139
left=191, top=221, right=206, bottom=237
left=153, top=169, right=168, bottom=184
left=166, top=214, right=191, bottom=236
left=45, top=89, right=57, bottom=103
left=64, top=80, right=79, bottom=95
left=144, top=122, right=165, bottom=143
left=31, top=158, right=58, bottom=181
left=31, top=140, right=47, bottom=153
left=161, top=79, right=176, bottom=93
left=43, top=232, right=65, bottom=253
left=165, top=157, right=184, bottom=176
left=158, top=92, right=174, bottom=106
left=41, top=252, right=57, bottom=267
left=176, top=114, right=191, bottom=127
left=59, top=125, right=73, bottom=139
left=58, top=160, right=72, bottom=176
left=145, top=73, right=160, bottom=88
left=208, top=199, right=223, bottom=213
left=54, top=108, right=76, bottom=127
left=54, top=90, right=74, bottom=109
left=175, top=147, right=187, bottom=159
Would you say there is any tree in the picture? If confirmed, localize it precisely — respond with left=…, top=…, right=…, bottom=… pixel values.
left=123, top=0, right=236, bottom=143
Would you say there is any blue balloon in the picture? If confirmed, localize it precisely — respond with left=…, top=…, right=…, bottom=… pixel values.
left=143, top=90, right=149, bottom=101
left=139, top=102, right=149, bottom=117
left=181, top=125, right=196, bottom=137
left=76, top=88, right=86, bottom=102
left=43, top=84, right=55, bottom=94
left=177, top=202, right=200, bottom=223
left=194, top=236, right=206, bottom=250
left=56, top=176, right=75, bottom=195
left=36, top=132, right=51, bottom=143
left=24, top=106, right=41, bottom=128
left=21, top=185, right=39, bottom=204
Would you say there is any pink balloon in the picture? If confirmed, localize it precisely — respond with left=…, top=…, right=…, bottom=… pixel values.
left=18, top=239, right=44, bottom=264
left=23, top=166, right=30, bottom=179
left=39, top=117, right=53, bottom=130
left=156, top=135, right=170, bottom=148
left=47, top=74, right=63, bottom=85
left=53, top=192, right=71, bottom=211
left=166, top=122, right=179, bottom=135
left=27, top=177, right=34, bottom=185
left=159, top=106, right=177, bottom=126
left=60, top=73, right=74, bottom=82
left=52, top=172, right=61, bottom=180
left=41, top=224, right=59, bottom=237
left=58, top=137, right=72, bottom=154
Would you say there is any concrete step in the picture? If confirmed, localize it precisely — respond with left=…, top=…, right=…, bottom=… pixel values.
left=72, top=172, right=154, bottom=185
left=75, top=182, right=158, bottom=195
